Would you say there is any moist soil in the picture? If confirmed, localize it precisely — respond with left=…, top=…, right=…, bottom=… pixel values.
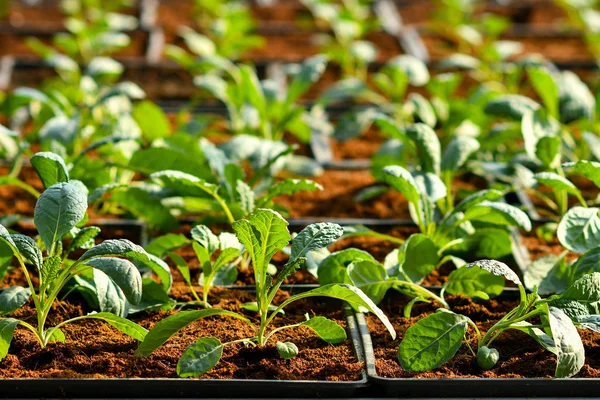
left=0, top=288, right=363, bottom=380
left=366, top=291, right=600, bottom=378
left=0, top=166, right=41, bottom=217
left=275, top=170, right=487, bottom=220
left=520, top=230, right=579, bottom=264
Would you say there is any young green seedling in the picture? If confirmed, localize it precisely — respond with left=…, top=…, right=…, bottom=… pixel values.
left=135, top=209, right=396, bottom=377
left=399, top=259, right=600, bottom=378
left=169, top=225, right=243, bottom=308
left=0, top=181, right=151, bottom=358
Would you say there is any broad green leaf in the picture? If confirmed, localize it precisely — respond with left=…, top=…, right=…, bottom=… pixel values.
left=388, top=55, right=429, bottom=86
left=93, top=269, right=128, bottom=317
left=260, top=179, right=323, bottom=206
left=178, top=337, right=223, bottom=377
left=48, top=328, right=66, bottom=343
left=563, top=160, right=600, bottom=188
left=398, top=311, right=468, bottom=371
left=82, top=312, right=147, bottom=341
left=151, top=170, right=217, bottom=198
left=80, top=239, right=148, bottom=262
left=236, top=180, right=255, bottom=215
left=557, top=207, right=600, bottom=253
left=30, top=152, right=69, bottom=189
left=318, top=248, right=376, bottom=285
left=571, top=248, right=600, bottom=283
left=528, top=67, right=559, bottom=117
left=85, top=258, right=142, bottom=305
left=39, top=116, right=78, bottom=144
left=129, top=147, right=208, bottom=179
left=276, top=341, right=298, bottom=359
left=523, top=254, right=569, bottom=295
left=133, top=100, right=171, bottom=141
left=535, top=136, right=561, bottom=169
left=34, top=182, right=87, bottom=249
left=463, top=201, right=532, bottom=231
left=191, top=225, right=219, bottom=254
left=408, top=94, right=437, bottom=128
left=232, top=209, right=290, bottom=286
left=559, top=273, right=600, bottom=303
left=348, top=260, right=393, bottom=304
left=0, top=287, right=31, bottom=315
left=0, top=318, right=19, bottom=360
left=399, top=234, right=439, bottom=283
left=484, top=95, right=540, bottom=120
left=575, top=315, right=600, bottom=333
left=128, top=278, right=176, bottom=314
left=10, top=234, right=42, bottom=270
left=300, top=316, right=346, bottom=344
left=406, top=123, right=441, bottom=175
left=212, top=248, right=240, bottom=274
left=286, top=55, right=327, bottom=104
left=534, top=172, right=581, bottom=197
left=110, top=187, right=177, bottom=230
left=548, top=307, right=585, bottom=378
left=136, top=309, right=250, bottom=356
left=66, top=227, right=101, bottom=254
left=465, top=259, right=522, bottom=285
left=290, top=223, right=343, bottom=264
left=279, top=284, right=396, bottom=339
left=145, top=234, right=189, bottom=257
left=453, top=189, right=504, bottom=212
left=559, top=70, right=594, bottom=123
left=382, top=165, right=420, bottom=206
left=522, top=109, right=560, bottom=163
left=446, top=266, right=504, bottom=298
left=441, top=136, right=480, bottom=173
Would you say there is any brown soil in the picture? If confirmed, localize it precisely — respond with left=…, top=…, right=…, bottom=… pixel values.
left=275, top=170, right=412, bottom=220
left=330, top=128, right=385, bottom=161
left=520, top=230, right=578, bottom=263
left=367, top=291, right=600, bottom=378
left=0, top=166, right=42, bottom=217
left=0, top=288, right=364, bottom=380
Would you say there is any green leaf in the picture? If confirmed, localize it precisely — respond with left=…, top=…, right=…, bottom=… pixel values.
left=446, top=266, right=504, bottom=298
left=191, top=225, right=219, bottom=254
left=453, top=189, right=504, bottom=212
left=290, top=223, right=343, bottom=264
left=133, top=100, right=171, bottom=142
left=463, top=201, right=532, bottom=231
left=388, top=55, right=429, bottom=86
left=85, top=258, right=142, bottom=305
left=300, top=316, right=347, bottom=344
left=39, top=115, right=78, bottom=144
left=523, top=254, right=569, bottom=295
left=279, top=284, right=396, bottom=339
left=528, top=67, right=559, bottom=117
left=406, top=123, right=441, bottom=175
left=232, top=209, right=290, bottom=287
left=135, top=309, right=251, bottom=356
left=111, top=187, right=177, bottom=230
left=408, top=94, right=437, bottom=128
left=276, top=341, right=299, bottom=360
left=557, top=207, right=600, bottom=253
left=145, top=234, right=190, bottom=257
left=465, top=259, right=522, bottom=285
left=559, top=71, right=595, bottom=123
left=484, top=94, right=540, bottom=120
left=535, top=136, right=562, bottom=169
left=92, top=268, right=128, bottom=317
left=398, top=234, right=439, bottom=283
left=34, top=182, right=87, bottom=249
left=559, top=273, right=600, bottom=303
left=151, top=170, right=217, bottom=198
left=564, top=160, right=600, bottom=188
left=286, top=55, right=327, bottom=105
left=0, top=287, right=31, bottom=315
left=129, top=148, right=208, bottom=179
left=0, top=318, right=18, bottom=360
left=11, top=234, right=42, bottom=270
left=128, top=278, right=176, bottom=314
left=82, top=312, right=148, bottom=342
left=80, top=239, right=149, bottom=262
left=522, top=109, right=560, bottom=163
left=398, top=311, right=468, bottom=371
left=30, top=152, right=69, bottom=189
left=548, top=307, right=585, bottom=378
left=318, top=248, right=376, bottom=285
left=260, top=179, right=322, bottom=205
left=382, top=165, right=420, bottom=206
left=66, top=227, right=101, bottom=254
left=441, top=136, right=480, bottom=173
left=348, top=260, right=393, bottom=304
left=177, top=337, right=223, bottom=378
left=48, top=328, right=66, bottom=343
left=211, top=248, right=241, bottom=276
left=534, top=172, right=581, bottom=197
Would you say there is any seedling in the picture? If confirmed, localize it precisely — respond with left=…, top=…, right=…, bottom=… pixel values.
left=135, top=209, right=396, bottom=377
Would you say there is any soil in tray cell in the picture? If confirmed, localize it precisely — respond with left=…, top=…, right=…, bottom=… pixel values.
left=520, top=230, right=578, bottom=264
left=366, top=290, right=600, bottom=378
left=275, top=170, right=487, bottom=220
left=0, top=288, right=364, bottom=380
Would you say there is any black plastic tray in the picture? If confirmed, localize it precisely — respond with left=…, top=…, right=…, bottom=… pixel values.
left=354, top=297, right=600, bottom=397
left=0, top=303, right=368, bottom=398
